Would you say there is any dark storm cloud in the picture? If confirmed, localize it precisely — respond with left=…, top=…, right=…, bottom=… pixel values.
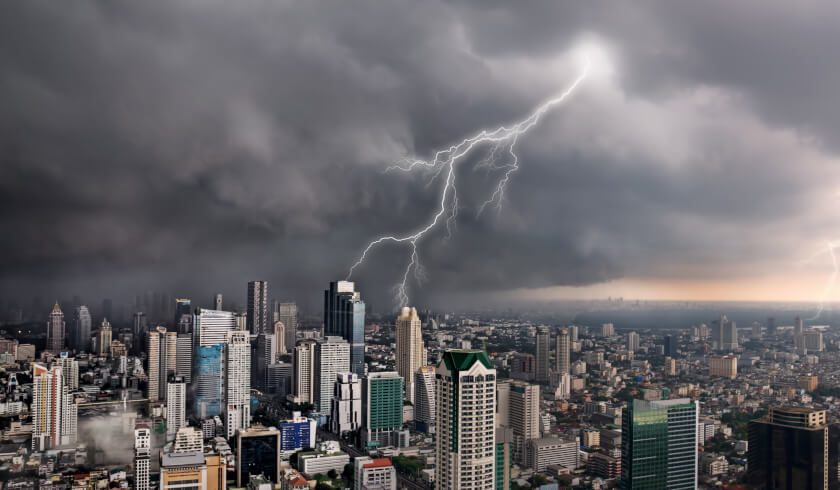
left=1, top=1, right=839, bottom=312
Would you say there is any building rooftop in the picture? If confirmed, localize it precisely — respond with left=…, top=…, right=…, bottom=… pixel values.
left=160, top=451, right=205, bottom=468
left=440, top=350, right=493, bottom=371
left=363, top=458, right=393, bottom=469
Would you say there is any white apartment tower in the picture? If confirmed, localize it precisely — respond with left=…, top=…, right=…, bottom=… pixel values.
left=330, top=372, right=362, bottom=434
left=414, top=366, right=436, bottom=432
left=225, top=331, right=251, bottom=438
left=314, top=336, right=350, bottom=413
left=436, top=350, right=496, bottom=490
left=134, top=425, right=151, bottom=490
left=293, top=339, right=316, bottom=404
left=32, top=363, right=77, bottom=451
left=396, top=307, right=425, bottom=403
left=166, top=376, right=187, bottom=436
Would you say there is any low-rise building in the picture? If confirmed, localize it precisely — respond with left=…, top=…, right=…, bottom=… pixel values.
left=355, top=457, right=397, bottom=490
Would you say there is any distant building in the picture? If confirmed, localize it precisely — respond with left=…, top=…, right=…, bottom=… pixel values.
left=46, top=302, right=65, bottom=353
left=395, top=307, right=425, bottom=403
left=709, top=355, right=738, bottom=379
left=32, top=363, right=77, bottom=451
left=247, top=281, right=270, bottom=335
left=324, top=281, right=366, bottom=375
left=72, top=306, right=92, bottom=353
left=535, top=326, right=551, bottom=385
left=800, top=375, right=819, bottom=392
left=497, top=379, right=540, bottom=465
left=751, top=321, right=762, bottom=340
left=275, top=302, right=298, bottom=354
left=748, top=406, right=827, bottom=490
left=225, top=331, right=251, bottom=438
left=601, top=323, right=615, bottom=337
left=555, top=328, right=570, bottom=375
left=526, top=437, right=578, bottom=471
left=626, top=332, right=640, bottom=353
left=589, top=452, right=621, bottom=479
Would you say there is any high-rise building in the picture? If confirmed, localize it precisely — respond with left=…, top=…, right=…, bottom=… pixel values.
left=355, top=457, right=397, bottom=490
left=751, top=321, right=762, bottom=340
left=314, top=336, right=350, bottom=413
left=767, top=317, right=778, bottom=336
left=194, top=308, right=237, bottom=347
left=214, top=293, right=223, bottom=311
left=535, top=326, right=550, bottom=385
left=324, top=281, right=365, bottom=375
left=498, top=380, right=540, bottom=464
left=166, top=376, right=187, bottom=436
left=72, top=306, right=92, bottom=353
left=134, top=425, right=151, bottom=490
left=748, top=406, right=828, bottom=490
left=254, top=333, right=276, bottom=392
left=225, top=331, right=251, bottom=438
left=247, top=281, right=269, bottom=335
left=527, top=437, right=579, bottom=471
left=53, top=353, right=79, bottom=391
left=235, top=425, right=281, bottom=486
left=32, top=363, right=77, bottom=451
left=132, top=312, right=147, bottom=355
left=176, top=333, right=192, bottom=383
left=273, top=321, right=286, bottom=357
left=47, top=302, right=65, bottom=353
left=709, top=355, right=738, bottom=379
left=362, top=371, right=405, bottom=448
left=555, top=328, right=570, bottom=376
left=276, top=302, right=298, bottom=353
left=794, top=316, right=804, bottom=336
left=626, top=332, right=640, bottom=353
left=97, top=319, right=113, bottom=357
left=568, top=325, right=579, bottom=342
left=414, top=366, right=436, bottom=433
left=330, top=372, right=361, bottom=434
left=293, top=339, right=316, bottom=404
left=496, top=428, right=514, bottom=490
left=664, top=335, right=678, bottom=357
left=621, top=398, right=699, bottom=490
left=278, top=412, right=316, bottom=452
left=720, top=315, right=738, bottom=351
left=436, top=350, right=497, bottom=490
left=396, top=307, right=425, bottom=403
left=601, top=323, right=615, bottom=337
left=174, top=299, right=192, bottom=333
left=147, top=327, right=177, bottom=402
left=194, top=343, right=224, bottom=418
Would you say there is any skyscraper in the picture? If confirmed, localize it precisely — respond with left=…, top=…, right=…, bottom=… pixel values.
left=535, top=326, right=550, bottom=385
left=767, top=317, right=778, bottom=336
left=414, top=366, right=436, bottom=433
left=747, top=406, right=828, bottom=490
left=194, top=308, right=237, bottom=347
left=134, top=425, right=151, bottom=490
left=72, top=306, right=92, bottom=353
left=132, top=312, right=147, bottom=355
left=621, top=398, right=699, bottom=490
left=225, top=330, right=251, bottom=438
left=54, top=353, right=79, bottom=391
left=362, top=371, right=404, bottom=448
left=247, top=281, right=269, bottom=335
left=498, top=380, right=540, bottom=465
left=47, top=302, right=65, bottom=353
left=166, top=376, right=187, bottom=436
left=314, top=336, right=350, bottom=413
left=794, top=316, right=804, bottom=336
left=293, top=339, right=316, bottom=404
left=194, top=343, right=224, bottom=418
left=254, top=333, right=276, bottom=392
left=721, top=316, right=738, bottom=351
left=751, top=321, right=762, bottom=340
left=330, top=372, right=361, bottom=434
left=276, top=302, right=298, bottom=353
left=176, top=333, right=192, bottom=383
left=32, top=363, right=77, bottom=451
left=555, top=328, right=570, bottom=376
left=626, top=331, right=640, bottom=352
left=97, top=319, right=113, bottom=357
left=235, top=425, right=281, bottom=487
left=436, top=350, right=497, bottom=490
left=324, top=281, right=365, bottom=375
left=273, top=321, right=286, bottom=356
left=664, top=335, right=678, bottom=357
left=396, top=307, right=424, bottom=403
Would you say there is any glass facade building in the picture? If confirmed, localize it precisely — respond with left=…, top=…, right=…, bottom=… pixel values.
left=324, top=281, right=366, bottom=375
left=621, top=398, right=698, bottom=490
left=362, top=372, right=404, bottom=447
left=193, top=344, right=224, bottom=418
left=235, top=427, right=281, bottom=486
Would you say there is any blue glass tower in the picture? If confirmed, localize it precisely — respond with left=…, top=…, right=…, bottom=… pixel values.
left=324, top=281, right=365, bottom=375
left=194, top=343, right=224, bottom=418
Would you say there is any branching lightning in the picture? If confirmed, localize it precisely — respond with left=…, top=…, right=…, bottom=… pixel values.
left=347, top=60, right=591, bottom=307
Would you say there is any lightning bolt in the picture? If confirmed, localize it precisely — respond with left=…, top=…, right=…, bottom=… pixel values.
left=804, top=241, right=840, bottom=321
left=347, top=59, right=591, bottom=307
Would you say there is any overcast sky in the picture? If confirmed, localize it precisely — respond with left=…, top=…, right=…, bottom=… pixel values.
left=2, top=1, right=840, bottom=313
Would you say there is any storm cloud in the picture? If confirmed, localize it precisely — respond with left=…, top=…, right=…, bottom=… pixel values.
left=2, top=1, right=839, bottom=312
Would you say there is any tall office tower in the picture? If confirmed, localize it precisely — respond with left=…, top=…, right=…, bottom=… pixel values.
left=72, top=306, right=92, bottom=352
left=795, top=316, right=804, bottom=336
left=148, top=331, right=161, bottom=401
left=314, top=336, right=350, bottom=413
left=626, top=331, right=640, bottom=353
left=176, top=334, right=192, bottom=383
left=194, top=343, right=224, bottom=418
left=414, top=366, right=436, bottom=433
left=721, top=316, right=738, bottom=351
left=621, top=398, right=699, bottom=490
left=53, top=353, right=79, bottom=391
left=32, top=363, right=78, bottom=451
left=235, top=425, right=281, bottom=486
left=748, top=406, right=828, bottom=490
left=254, top=334, right=276, bottom=392
left=166, top=376, right=187, bottom=436
left=134, top=425, right=151, bottom=490
left=504, top=380, right=541, bottom=464
left=214, top=293, right=223, bottom=311
left=247, top=281, right=269, bottom=335
left=601, top=323, right=615, bottom=337
left=147, top=327, right=177, bottom=402
left=436, top=350, right=497, bottom=490
left=535, top=326, right=550, bottom=385
left=362, top=371, right=405, bottom=447
left=664, top=335, right=678, bottom=357
left=194, top=308, right=237, bottom=347
left=751, top=321, right=762, bottom=340
left=174, top=299, right=192, bottom=332
left=225, top=331, right=251, bottom=438
left=555, top=328, right=570, bottom=376
left=330, top=372, right=361, bottom=434
left=293, top=339, right=316, bottom=404
left=568, top=325, right=579, bottom=342
left=273, top=321, right=286, bottom=356
left=396, top=307, right=425, bottom=403
left=132, top=312, right=147, bottom=355
left=324, top=281, right=366, bottom=375
left=767, top=317, right=778, bottom=336
left=276, top=302, right=298, bottom=353
left=97, top=319, right=113, bottom=357
left=496, top=428, right=514, bottom=490
left=47, top=302, right=65, bottom=353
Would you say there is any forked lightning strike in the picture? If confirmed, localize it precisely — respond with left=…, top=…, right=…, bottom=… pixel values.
left=347, top=60, right=591, bottom=307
